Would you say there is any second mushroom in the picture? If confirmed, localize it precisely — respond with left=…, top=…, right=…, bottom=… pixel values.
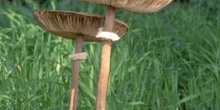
left=33, top=10, right=128, bottom=110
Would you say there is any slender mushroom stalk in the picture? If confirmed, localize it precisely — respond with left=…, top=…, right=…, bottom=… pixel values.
left=96, top=6, right=115, bottom=110
left=70, top=37, right=83, bottom=110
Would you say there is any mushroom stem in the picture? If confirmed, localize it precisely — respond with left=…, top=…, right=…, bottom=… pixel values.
left=69, top=37, right=83, bottom=110
left=96, top=6, right=115, bottom=110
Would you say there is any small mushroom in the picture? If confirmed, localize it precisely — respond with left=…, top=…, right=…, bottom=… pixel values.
left=81, top=0, right=172, bottom=110
left=33, top=10, right=128, bottom=110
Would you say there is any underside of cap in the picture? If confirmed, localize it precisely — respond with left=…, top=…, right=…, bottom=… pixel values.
left=82, top=0, right=172, bottom=13
left=33, top=10, right=128, bottom=42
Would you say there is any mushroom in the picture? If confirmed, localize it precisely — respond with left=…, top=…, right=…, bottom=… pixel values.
left=83, top=0, right=172, bottom=13
left=33, top=10, right=128, bottom=110
left=81, top=0, right=172, bottom=110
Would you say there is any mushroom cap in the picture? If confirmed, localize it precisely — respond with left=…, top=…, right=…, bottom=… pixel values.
left=33, top=10, right=128, bottom=42
left=82, top=0, right=172, bottom=13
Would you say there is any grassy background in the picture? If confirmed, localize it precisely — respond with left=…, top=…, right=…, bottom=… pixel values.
left=0, top=0, right=220, bottom=109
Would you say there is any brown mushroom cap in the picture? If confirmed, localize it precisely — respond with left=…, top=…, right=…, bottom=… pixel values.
left=33, top=10, right=128, bottom=42
left=82, top=0, right=172, bottom=13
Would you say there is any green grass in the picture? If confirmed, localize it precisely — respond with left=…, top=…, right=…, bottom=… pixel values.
left=0, top=0, right=220, bottom=110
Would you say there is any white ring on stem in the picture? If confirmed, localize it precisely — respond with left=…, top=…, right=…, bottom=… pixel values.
left=96, top=27, right=120, bottom=41
left=69, top=52, right=88, bottom=60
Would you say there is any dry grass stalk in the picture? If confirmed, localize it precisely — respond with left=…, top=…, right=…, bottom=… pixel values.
left=82, top=0, right=172, bottom=13
left=33, top=10, right=128, bottom=42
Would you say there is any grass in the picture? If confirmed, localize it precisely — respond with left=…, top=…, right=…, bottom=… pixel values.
left=0, top=0, right=220, bottom=110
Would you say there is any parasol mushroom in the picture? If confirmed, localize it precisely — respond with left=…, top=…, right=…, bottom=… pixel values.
left=83, top=0, right=172, bottom=13
left=81, top=0, right=172, bottom=110
left=33, top=10, right=128, bottom=110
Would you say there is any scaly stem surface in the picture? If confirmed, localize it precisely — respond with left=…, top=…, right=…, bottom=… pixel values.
left=69, top=37, right=83, bottom=110
left=95, top=6, right=115, bottom=110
